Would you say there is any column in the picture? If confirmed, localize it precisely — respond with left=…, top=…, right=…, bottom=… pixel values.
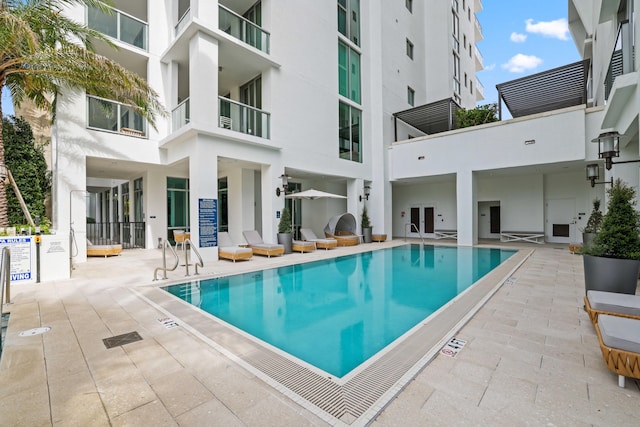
left=456, top=170, right=477, bottom=246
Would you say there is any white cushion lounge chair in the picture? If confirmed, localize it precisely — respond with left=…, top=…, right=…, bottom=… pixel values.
left=584, top=290, right=640, bottom=324
left=217, top=232, right=253, bottom=262
left=595, top=314, right=640, bottom=387
left=242, top=230, right=285, bottom=257
left=86, top=239, right=122, bottom=257
left=300, top=228, right=338, bottom=250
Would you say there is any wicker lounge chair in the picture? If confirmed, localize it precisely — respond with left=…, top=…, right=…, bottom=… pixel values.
left=584, top=290, right=640, bottom=325
left=242, top=230, right=285, bottom=258
left=292, top=240, right=315, bottom=253
left=217, top=232, right=253, bottom=262
left=86, top=239, right=122, bottom=257
left=594, top=314, right=640, bottom=387
left=323, top=213, right=360, bottom=246
left=300, top=228, right=337, bottom=250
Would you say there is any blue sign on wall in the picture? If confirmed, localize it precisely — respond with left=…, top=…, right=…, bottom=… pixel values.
left=198, top=198, right=217, bottom=247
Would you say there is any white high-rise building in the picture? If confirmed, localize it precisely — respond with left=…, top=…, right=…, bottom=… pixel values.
left=52, top=0, right=484, bottom=263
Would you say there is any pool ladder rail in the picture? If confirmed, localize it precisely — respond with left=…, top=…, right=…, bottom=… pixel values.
left=154, top=239, right=204, bottom=281
left=404, top=222, right=426, bottom=245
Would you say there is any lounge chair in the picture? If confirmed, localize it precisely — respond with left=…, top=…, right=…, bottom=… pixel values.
left=323, top=213, right=360, bottom=246
left=300, top=228, right=337, bottom=250
left=584, top=290, right=640, bottom=324
left=86, top=239, right=122, bottom=257
left=594, top=314, right=640, bottom=387
left=217, top=232, right=253, bottom=262
left=292, top=240, right=316, bottom=253
left=242, top=230, right=285, bottom=258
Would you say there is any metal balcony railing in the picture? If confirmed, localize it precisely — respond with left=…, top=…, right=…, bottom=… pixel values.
left=86, top=95, right=147, bottom=138
left=87, top=5, right=148, bottom=50
left=172, top=98, right=190, bottom=132
left=175, top=8, right=191, bottom=35
left=86, top=221, right=146, bottom=249
left=219, top=97, right=270, bottom=139
left=605, top=20, right=635, bottom=100
left=219, top=5, right=270, bottom=54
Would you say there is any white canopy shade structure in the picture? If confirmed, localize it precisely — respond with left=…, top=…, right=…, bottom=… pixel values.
left=285, top=189, right=347, bottom=237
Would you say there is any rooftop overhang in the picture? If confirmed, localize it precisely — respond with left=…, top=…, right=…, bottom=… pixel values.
left=496, top=59, right=590, bottom=119
left=392, top=98, right=462, bottom=140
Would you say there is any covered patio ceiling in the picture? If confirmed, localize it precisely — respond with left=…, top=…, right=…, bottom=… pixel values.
left=392, top=98, right=462, bottom=139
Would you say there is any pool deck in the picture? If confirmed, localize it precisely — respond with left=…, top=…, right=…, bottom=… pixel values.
left=1, top=239, right=639, bottom=426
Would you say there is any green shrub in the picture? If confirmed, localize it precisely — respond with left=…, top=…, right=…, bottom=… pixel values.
left=278, top=207, right=292, bottom=234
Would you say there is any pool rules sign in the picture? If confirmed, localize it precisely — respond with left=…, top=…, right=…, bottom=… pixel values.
left=440, top=337, right=467, bottom=358
left=0, top=237, right=33, bottom=282
left=198, top=198, right=217, bottom=247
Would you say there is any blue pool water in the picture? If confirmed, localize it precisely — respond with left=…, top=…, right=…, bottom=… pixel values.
left=163, top=244, right=515, bottom=377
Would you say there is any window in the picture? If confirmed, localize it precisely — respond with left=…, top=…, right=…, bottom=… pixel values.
left=338, top=41, right=361, bottom=103
left=453, top=54, right=460, bottom=95
left=338, top=0, right=360, bottom=46
left=218, top=177, right=228, bottom=233
left=470, top=80, right=473, bottom=94
left=407, top=86, right=415, bottom=106
left=406, top=38, right=414, bottom=59
left=167, top=177, right=189, bottom=244
left=339, top=102, right=362, bottom=162
left=406, top=0, right=412, bottom=12
left=463, top=35, right=467, bottom=49
left=464, top=73, right=468, bottom=88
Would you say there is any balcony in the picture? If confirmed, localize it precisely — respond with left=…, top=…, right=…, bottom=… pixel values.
left=175, top=8, right=191, bottom=36
left=87, top=5, right=148, bottom=51
left=172, top=98, right=190, bottom=132
left=219, top=97, right=270, bottom=139
left=605, top=20, right=634, bottom=100
left=474, top=45, right=484, bottom=70
left=475, top=77, right=484, bottom=101
left=87, top=95, right=147, bottom=138
left=474, top=16, right=483, bottom=41
left=219, top=5, right=270, bottom=54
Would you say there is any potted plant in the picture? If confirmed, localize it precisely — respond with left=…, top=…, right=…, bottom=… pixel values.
left=582, top=179, right=640, bottom=295
left=361, top=205, right=372, bottom=243
left=277, top=207, right=293, bottom=254
left=581, top=198, right=603, bottom=248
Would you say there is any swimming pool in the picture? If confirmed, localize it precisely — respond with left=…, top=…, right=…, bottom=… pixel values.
left=163, top=244, right=515, bottom=378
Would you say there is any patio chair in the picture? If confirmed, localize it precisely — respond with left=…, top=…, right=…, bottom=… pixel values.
left=323, top=213, right=361, bottom=246
left=594, top=314, right=640, bottom=387
left=292, top=240, right=316, bottom=253
left=217, top=232, right=253, bottom=262
left=242, top=230, right=285, bottom=258
left=300, top=228, right=338, bottom=250
left=584, top=290, right=640, bottom=325
left=86, top=239, right=122, bottom=258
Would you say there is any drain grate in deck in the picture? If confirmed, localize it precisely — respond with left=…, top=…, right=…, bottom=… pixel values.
left=103, top=331, right=143, bottom=349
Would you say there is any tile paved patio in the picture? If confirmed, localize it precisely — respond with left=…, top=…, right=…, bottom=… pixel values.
left=0, top=239, right=638, bottom=426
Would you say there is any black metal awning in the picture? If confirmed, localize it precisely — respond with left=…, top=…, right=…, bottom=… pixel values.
left=496, top=59, right=590, bottom=119
left=392, top=98, right=462, bottom=140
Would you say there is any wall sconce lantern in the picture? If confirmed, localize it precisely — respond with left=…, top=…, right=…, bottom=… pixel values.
left=275, top=173, right=290, bottom=197
left=359, top=185, right=371, bottom=202
left=592, top=131, right=620, bottom=170
left=586, top=163, right=612, bottom=188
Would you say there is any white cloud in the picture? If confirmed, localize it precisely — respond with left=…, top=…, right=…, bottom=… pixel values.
left=484, top=63, right=496, bottom=71
left=525, top=18, right=569, bottom=40
left=510, top=32, right=527, bottom=43
left=501, top=54, right=543, bottom=73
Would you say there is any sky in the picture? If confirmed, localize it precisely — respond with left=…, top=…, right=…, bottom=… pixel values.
left=1, top=2, right=580, bottom=118
left=476, top=1, right=581, bottom=108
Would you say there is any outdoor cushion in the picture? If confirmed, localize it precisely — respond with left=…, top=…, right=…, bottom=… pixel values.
left=587, top=290, right=640, bottom=318
left=598, top=315, right=640, bottom=355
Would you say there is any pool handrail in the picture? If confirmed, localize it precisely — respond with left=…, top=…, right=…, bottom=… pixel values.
left=183, top=239, right=203, bottom=276
left=154, top=239, right=179, bottom=280
left=404, top=223, right=426, bottom=245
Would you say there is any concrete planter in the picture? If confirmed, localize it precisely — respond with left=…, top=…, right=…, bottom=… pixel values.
left=277, top=233, right=292, bottom=254
left=583, top=255, right=640, bottom=295
left=362, top=227, right=372, bottom=243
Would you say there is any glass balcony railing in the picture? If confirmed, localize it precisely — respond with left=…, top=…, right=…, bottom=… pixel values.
left=605, top=20, right=634, bottom=100
left=175, top=8, right=191, bottom=36
left=219, top=97, right=270, bottom=139
left=87, top=95, right=147, bottom=138
left=172, top=98, right=190, bottom=132
left=87, top=5, right=148, bottom=50
left=474, top=45, right=484, bottom=68
left=219, top=5, right=270, bottom=54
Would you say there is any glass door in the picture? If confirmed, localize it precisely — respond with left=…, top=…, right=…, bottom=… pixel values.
left=167, top=177, right=190, bottom=244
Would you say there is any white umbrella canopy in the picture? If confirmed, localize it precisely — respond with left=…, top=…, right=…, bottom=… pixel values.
left=284, top=189, right=347, bottom=237
left=284, top=188, right=347, bottom=200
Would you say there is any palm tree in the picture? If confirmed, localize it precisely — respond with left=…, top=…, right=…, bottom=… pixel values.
left=0, top=0, right=165, bottom=227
